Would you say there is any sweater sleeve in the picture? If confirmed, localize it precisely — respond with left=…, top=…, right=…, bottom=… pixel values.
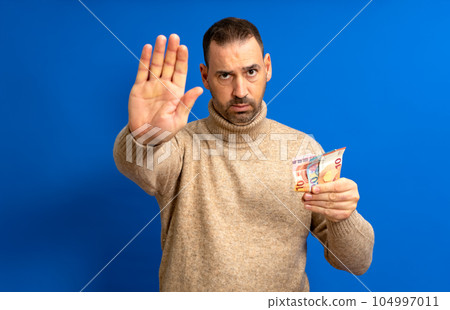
left=311, top=210, right=375, bottom=275
left=112, top=124, right=183, bottom=197
left=303, top=135, right=374, bottom=275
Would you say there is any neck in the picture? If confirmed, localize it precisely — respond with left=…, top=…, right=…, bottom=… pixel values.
left=205, top=99, right=270, bottom=144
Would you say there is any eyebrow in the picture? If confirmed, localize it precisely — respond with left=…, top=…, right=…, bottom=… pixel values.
left=215, top=64, right=261, bottom=75
left=243, top=64, right=261, bottom=71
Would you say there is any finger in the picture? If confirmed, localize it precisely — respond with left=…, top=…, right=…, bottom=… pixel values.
left=304, top=205, right=354, bottom=222
left=303, top=190, right=354, bottom=202
left=176, top=87, right=203, bottom=118
left=135, top=44, right=152, bottom=83
left=304, top=200, right=352, bottom=210
left=172, top=45, right=188, bottom=88
left=149, top=35, right=167, bottom=80
left=161, top=34, right=180, bottom=80
left=312, top=177, right=354, bottom=194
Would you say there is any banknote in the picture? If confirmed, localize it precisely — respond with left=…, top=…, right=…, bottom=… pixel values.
left=292, top=147, right=346, bottom=192
left=306, top=156, right=320, bottom=188
left=292, top=154, right=316, bottom=192
left=318, top=147, right=346, bottom=184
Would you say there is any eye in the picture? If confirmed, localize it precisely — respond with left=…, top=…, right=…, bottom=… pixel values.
left=219, top=73, right=231, bottom=80
left=247, top=69, right=257, bottom=77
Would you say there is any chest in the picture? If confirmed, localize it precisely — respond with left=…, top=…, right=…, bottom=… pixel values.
left=184, top=155, right=309, bottom=231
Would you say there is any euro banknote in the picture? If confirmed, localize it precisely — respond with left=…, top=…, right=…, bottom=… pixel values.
left=292, top=147, right=346, bottom=192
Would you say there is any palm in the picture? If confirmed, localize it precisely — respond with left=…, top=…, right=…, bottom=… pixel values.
left=129, top=77, right=184, bottom=132
left=128, top=34, right=203, bottom=144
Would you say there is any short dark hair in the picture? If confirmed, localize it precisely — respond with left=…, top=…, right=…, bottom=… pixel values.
left=203, top=17, right=264, bottom=67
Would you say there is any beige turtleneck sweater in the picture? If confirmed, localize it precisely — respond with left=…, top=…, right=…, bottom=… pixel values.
left=113, top=100, right=374, bottom=291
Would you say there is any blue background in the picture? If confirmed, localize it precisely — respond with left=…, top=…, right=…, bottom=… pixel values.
left=1, top=0, right=449, bottom=292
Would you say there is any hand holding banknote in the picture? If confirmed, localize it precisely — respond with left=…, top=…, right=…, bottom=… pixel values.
left=292, top=147, right=359, bottom=222
left=302, top=178, right=360, bottom=223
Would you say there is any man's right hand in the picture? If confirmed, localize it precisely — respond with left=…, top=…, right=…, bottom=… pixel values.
left=128, top=34, right=203, bottom=145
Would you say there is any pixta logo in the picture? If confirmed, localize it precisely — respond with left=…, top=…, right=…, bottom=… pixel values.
left=125, top=123, right=173, bottom=171
left=125, top=123, right=318, bottom=171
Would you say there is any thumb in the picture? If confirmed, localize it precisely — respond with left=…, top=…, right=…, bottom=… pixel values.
left=176, top=86, right=203, bottom=116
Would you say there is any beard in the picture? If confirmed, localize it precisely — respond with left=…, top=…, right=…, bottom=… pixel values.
left=224, top=97, right=259, bottom=124
left=212, top=82, right=266, bottom=125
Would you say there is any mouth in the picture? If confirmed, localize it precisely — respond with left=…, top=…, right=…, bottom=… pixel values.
left=229, top=104, right=251, bottom=112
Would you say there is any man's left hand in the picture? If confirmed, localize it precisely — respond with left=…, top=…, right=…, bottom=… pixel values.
left=302, top=178, right=360, bottom=223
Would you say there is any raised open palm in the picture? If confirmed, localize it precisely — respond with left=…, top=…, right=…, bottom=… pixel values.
left=128, top=34, right=203, bottom=145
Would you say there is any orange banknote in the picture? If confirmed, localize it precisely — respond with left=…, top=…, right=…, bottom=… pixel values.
left=292, top=147, right=346, bottom=192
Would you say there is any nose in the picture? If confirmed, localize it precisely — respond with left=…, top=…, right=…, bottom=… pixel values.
left=232, top=75, right=248, bottom=99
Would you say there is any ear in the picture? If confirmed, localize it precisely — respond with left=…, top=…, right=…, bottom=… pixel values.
left=264, top=53, right=272, bottom=82
left=200, top=64, right=210, bottom=90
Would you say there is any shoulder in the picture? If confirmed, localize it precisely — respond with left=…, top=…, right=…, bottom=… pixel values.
left=171, top=118, right=209, bottom=146
left=267, top=119, right=324, bottom=158
left=267, top=118, right=324, bottom=157
left=267, top=118, right=306, bottom=135
left=181, top=118, right=208, bottom=137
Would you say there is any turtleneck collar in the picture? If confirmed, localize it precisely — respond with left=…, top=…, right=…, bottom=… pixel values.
left=205, top=98, right=270, bottom=144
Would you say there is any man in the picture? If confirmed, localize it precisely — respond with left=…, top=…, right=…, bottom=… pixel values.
left=113, top=17, right=374, bottom=291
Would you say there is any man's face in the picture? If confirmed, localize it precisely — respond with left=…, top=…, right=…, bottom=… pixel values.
left=200, top=37, right=272, bottom=125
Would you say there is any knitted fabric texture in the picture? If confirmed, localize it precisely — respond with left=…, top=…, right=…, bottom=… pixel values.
left=113, top=100, right=374, bottom=291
